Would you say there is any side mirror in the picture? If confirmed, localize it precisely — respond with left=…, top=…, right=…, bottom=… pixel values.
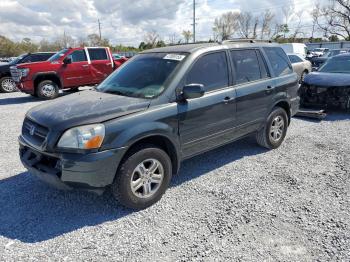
left=182, top=84, right=205, bottom=100
left=63, top=56, right=72, bottom=65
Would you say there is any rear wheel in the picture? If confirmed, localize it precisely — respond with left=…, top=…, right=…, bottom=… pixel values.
left=256, top=107, right=288, bottom=149
left=111, top=144, right=172, bottom=209
left=37, top=80, right=59, bottom=99
left=0, top=77, right=16, bottom=93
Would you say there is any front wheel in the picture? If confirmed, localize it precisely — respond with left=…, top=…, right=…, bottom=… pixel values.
left=0, top=77, right=16, bottom=93
left=37, top=80, right=59, bottom=99
left=256, top=107, right=288, bottom=149
left=111, top=144, right=172, bottom=209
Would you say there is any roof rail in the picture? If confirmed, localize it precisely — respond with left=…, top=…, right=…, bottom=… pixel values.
left=221, top=39, right=273, bottom=44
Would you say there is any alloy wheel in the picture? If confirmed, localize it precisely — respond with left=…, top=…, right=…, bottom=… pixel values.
left=130, top=158, right=164, bottom=199
left=269, top=115, right=285, bottom=143
left=1, top=78, right=16, bottom=92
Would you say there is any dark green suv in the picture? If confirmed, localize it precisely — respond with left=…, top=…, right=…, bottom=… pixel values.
left=19, top=41, right=299, bottom=209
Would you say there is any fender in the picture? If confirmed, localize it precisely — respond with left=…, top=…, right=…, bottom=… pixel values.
left=32, top=71, right=63, bottom=88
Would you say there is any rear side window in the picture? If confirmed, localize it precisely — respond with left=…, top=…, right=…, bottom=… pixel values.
left=288, top=55, right=303, bottom=63
left=231, top=49, right=268, bottom=84
left=263, top=47, right=293, bottom=76
left=186, top=52, right=229, bottom=92
left=70, top=50, right=87, bottom=62
left=88, top=48, right=108, bottom=61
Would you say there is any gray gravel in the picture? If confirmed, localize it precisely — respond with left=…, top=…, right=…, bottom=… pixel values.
left=0, top=91, right=349, bottom=261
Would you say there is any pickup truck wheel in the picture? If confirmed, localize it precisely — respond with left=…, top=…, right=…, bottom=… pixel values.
left=37, top=80, right=59, bottom=99
left=112, top=145, right=172, bottom=209
left=0, top=77, right=16, bottom=93
left=256, top=107, right=288, bottom=149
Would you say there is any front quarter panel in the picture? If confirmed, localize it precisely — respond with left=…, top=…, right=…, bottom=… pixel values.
left=101, top=103, right=180, bottom=153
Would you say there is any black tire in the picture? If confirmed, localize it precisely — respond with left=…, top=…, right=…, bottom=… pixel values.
left=0, top=77, right=16, bottom=93
left=299, top=70, right=308, bottom=84
left=256, top=107, right=288, bottom=149
left=37, top=80, right=59, bottom=99
left=111, top=144, right=172, bottom=209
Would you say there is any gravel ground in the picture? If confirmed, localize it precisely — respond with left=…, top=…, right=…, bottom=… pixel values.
left=0, top=90, right=349, bottom=261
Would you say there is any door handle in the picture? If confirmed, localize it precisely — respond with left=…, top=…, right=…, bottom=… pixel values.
left=82, top=64, right=89, bottom=68
left=266, top=86, right=274, bottom=94
left=223, top=96, right=235, bottom=104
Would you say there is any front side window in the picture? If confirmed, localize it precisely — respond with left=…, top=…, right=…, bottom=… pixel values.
left=263, top=47, right=293, bottom=77
left=186, top=52, right=229, bottom=92
left=97, top=53, right=186, bottom=98
left=70, top=50, right=87, bottom=62
left=88, top=48, right=108, bottom=61
left=231, top=49, right=266, bottom=84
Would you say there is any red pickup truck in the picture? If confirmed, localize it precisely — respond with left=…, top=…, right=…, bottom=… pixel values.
left=11, top=47, right=126, bottom=99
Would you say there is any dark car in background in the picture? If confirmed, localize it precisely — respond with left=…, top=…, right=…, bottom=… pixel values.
left=311, top=49, right=350, bottom=71
left=19, top=41, right=299, bottom=209
left=0, top=52, right=55, bottom=93
left=301, top=53, right=350, bottom=110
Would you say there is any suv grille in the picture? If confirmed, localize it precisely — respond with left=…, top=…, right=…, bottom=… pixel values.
left=10, top=66, right=22, bottom=82
left=22, top=118, right=49, bottom=148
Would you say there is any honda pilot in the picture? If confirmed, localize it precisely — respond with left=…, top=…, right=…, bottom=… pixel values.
left=19, top=41, right=299, bottom=209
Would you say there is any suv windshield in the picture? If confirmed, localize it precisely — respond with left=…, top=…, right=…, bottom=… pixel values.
left=49, top=49, right=69, bottom=62
left=319, top=56, right=350, bottom=73
left=97, top=53, right=186, bottom=99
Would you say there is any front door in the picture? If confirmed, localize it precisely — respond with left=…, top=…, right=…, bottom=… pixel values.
left=60, top=50, right=92, bottom=88
left=178, top=51, right=237, bottom=158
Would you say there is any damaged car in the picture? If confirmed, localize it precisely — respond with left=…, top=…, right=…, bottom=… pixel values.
left=300, top=53, right=350, bottom=110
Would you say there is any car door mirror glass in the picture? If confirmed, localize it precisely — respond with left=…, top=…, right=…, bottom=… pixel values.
left=182, top=84, right=205, bottom=100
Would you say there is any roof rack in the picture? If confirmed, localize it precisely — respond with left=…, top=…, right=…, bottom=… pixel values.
left=221, top=39, right=273, bottom=44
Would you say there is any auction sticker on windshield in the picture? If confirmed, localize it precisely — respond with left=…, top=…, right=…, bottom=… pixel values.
left=163, top=54, right=186, bottom=61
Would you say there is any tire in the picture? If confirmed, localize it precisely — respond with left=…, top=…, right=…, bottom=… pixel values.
left=299, top=71, right=308, bottom=84
left=111, top=144, right=172, bottom=209
left=256, top=107, right=288, bottom=149
left=37, top=80, right=59, bottom=99
left=0, top=77, right=16, bottom=93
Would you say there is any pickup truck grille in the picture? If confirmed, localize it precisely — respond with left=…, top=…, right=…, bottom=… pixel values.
left=10, top=66, right=22, bottom=82
left=22, top=118, right=49, bottom=148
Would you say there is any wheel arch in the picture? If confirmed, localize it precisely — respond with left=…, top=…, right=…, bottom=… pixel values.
left=33, top=72, right=62, bottom=94
left=118, top=134, right=181, bottom=176
left=273, top=100, right=291, bottom=124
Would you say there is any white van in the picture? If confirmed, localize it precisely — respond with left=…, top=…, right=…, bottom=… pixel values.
left=280, top=43, right=308, bottom=58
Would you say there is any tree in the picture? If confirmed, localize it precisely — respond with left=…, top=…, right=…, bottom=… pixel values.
left=144, top=30, right=159, bottom=48
left=182, top=30, right=193, bottom=43
left=87, top=34, right=109, bottom=47
left=314, top=0, right=350, bottom=40
left=213, top=11, right=240, bottom=41
left=260, top=10, right=275, bottom=39
left=238, top=11, right=253, bottom=38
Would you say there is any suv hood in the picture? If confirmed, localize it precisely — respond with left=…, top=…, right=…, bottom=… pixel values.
left=304, top=72, right=350, bottom=87
left=26, top=90, right=151, bottom=131
left=16, top=61, right=52, bottom=69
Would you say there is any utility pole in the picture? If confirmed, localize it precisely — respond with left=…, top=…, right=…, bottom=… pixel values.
left=193, top=0, right=196, bottom=43
left=98, top=19, right=102, bottom=40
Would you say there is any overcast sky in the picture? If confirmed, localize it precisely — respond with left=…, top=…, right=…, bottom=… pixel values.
left=0, top=0, right=322, bottom=46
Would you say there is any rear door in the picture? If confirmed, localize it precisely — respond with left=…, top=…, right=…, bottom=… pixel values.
left=178, top=51, right=237, bottom=158
left=231, top=48, right=275, bottom=132
left=87, top=48, right=113, bottom=84
left=60, top=49, right=92, bottom=87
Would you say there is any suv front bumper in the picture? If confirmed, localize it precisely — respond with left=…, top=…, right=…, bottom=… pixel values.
left=19, top=136, right=127, bottom=191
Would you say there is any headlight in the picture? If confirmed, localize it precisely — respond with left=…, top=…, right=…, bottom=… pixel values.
left=57, top=124, right=105, bottom=149
left=21, top=68, right=30, bottom=77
